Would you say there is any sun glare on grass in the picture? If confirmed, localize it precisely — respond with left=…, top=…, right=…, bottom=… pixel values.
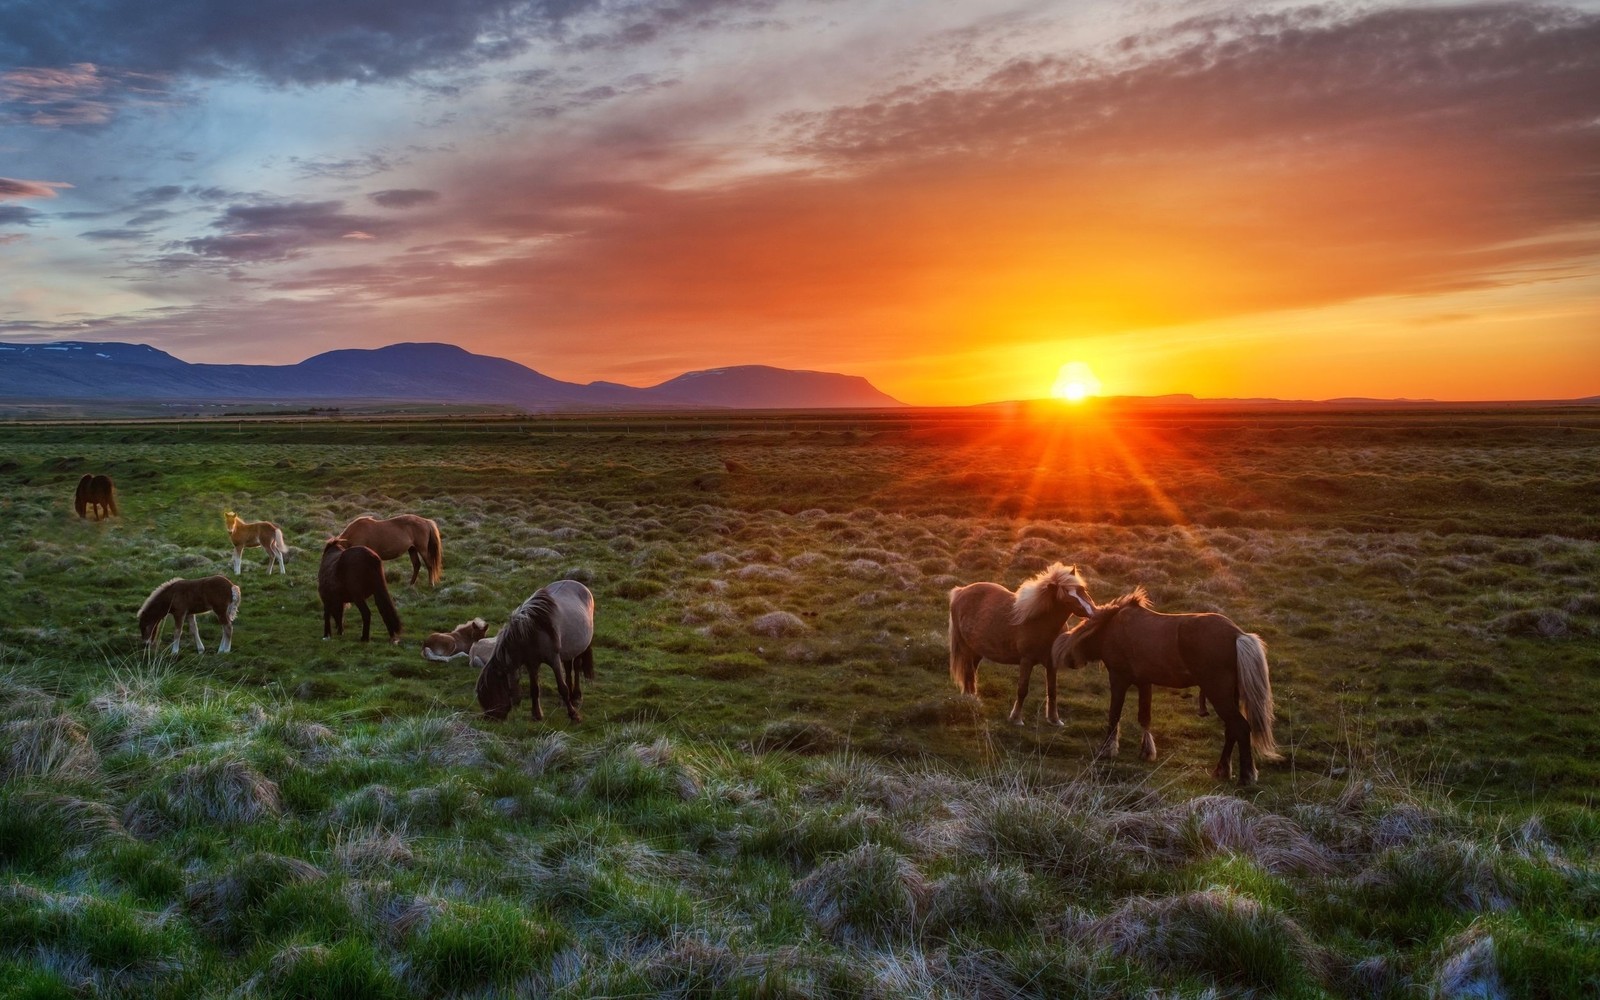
left=1051, top=361, right=1102, bottom=403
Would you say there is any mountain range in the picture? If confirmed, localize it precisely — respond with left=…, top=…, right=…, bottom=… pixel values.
left=0, top=341, right=905, bottom=410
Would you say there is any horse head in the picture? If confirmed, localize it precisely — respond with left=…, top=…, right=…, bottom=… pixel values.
left=322, top=536, right=352, bottom=555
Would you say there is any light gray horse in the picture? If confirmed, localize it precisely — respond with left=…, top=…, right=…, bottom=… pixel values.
left=476, top=580, right=594, bottom=723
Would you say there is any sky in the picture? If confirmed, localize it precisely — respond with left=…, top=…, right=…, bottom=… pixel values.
left=2, top=0, right=1598, bottom=405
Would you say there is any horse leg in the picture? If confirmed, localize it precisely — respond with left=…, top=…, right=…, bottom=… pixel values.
left=1196, top=690, right=1209, bottom=717
left=220, top=612, right=232, bottom=654
left=334, top=603, right=345, bottom=637
left=1101, top=672, right=1131, bottom=756
left=1236, top=714, right=1258, bottom=787
left=169, top=613, right=183, bottom=654
left=1138, top=683, right=1157, bottom=761
left=529, top=666, right=544, bottom=722
left=1208, top=685, right=1238, bottom=781
left=188, top=613, right=205, bottom=654
left=1008, top=660, right=1033, bottom=725
left=567, top=658, right=584, bottom=707
left=355, top=600, right=372, bottom=641
left=233, top=546, right=243, bottom=574
left=550, top=656, right=581, bottom=723
left=407, top=548, right=423, bottom=587
left=1044, top=659, right=1063, bottom=727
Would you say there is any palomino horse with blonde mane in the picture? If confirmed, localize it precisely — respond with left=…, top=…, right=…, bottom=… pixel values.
left=224, top=511, right=287, bottom=575
left=74, top=474, right=118, bottom=520
left=138, top=575, right=239, bottom=654
left=948, top=562, right=1097, bottom=726
left=338, top=514, right=442, bottom=587
left=1052, top=587, right=1279, bottom=785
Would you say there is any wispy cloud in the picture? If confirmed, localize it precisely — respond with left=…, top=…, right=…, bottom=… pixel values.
left=0, top=62, right=173, bottom=127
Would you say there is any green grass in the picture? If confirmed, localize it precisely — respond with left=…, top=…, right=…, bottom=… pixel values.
left=1, top=409, right=1597, bottom=996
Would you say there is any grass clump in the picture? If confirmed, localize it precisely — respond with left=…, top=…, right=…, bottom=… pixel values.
left=403, top=898, right=567, bottom=994
left=792, top=842, right=930, bottom=945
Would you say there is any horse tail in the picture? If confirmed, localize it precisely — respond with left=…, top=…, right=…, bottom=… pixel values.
left=269, top=526, right=287, bottom=557
left=226, top=584, right=241, bottom=623
left=373, top=573, right=403, bottom=639
left=947, top=588, right=975, bottom=693
left=426, top=521, right=442, bottom=585
left=1236, top=633, right=1280, bottom=761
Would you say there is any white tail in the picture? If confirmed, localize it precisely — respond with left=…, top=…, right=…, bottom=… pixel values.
left=226, top=584, right=242, bottom=623
left=1236, top=633, right=1279, bottom=760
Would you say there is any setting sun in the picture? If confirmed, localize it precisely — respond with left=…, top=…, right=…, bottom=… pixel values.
left=1051, top=361, right=1103, bottom=402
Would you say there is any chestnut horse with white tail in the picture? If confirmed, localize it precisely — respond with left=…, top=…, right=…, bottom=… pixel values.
left=1052, top=587, right=1279, bottom=785
left=948, top=562, right=1096, bottom=726
left=224, top=511, right=287, bottom=575
left=422, top=618, right=488, bottom=662
left=338, top=514, right=443, bottom=587
left=138, top=576, right=240, bottom=654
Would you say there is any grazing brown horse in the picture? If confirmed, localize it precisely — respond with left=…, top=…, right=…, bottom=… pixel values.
left=318, top=538, right=403, bottom=642
left=1052, top=588, right=1280, bottom=785
left=338, top=514, right=442, bottom=587
left=224, top=511, right=288, bottom=575
left=74, top=474, right=118, bottom=520
left=138, top=576, right=239, bottom=654
left=476, top=580, right=594, bottom=723
left=948, top=562, right=1096, bottom=725
left=421, top=617, right=488, bottom=662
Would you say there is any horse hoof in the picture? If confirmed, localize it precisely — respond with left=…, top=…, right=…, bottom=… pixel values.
left=1239, top=771, right=1259, bottom=787
left=1009, top=716, right=1025, bottom=727
left=1045, top=717, right=1064, bottom=728
left=1212, top=766, right=1230, bottom=781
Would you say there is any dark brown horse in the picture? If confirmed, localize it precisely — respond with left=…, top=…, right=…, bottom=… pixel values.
left=138, top=576, right=239, bottom=654
left=338, top=514, right=442, bottom=587
left=74, top=474, right=118, bottom=520
left=476, top=580, right=594, bottom=724
left=318, top=538, right=403, bottom=642
left=1052, top=588, right=1280, bottom=785
left=948, top=563, right=1096, bottom=725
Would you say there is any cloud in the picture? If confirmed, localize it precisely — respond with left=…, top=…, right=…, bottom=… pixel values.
left=291, top=151, right=404, bottom=180
left=0, top=62, right=173, bottom=127
left=369, top=188, right=441, bottom=208
left=79, top=228, right=153, bottom=241
left=0, top=177, right=72, bottom=200
left=0, top=205, right=44, bottom=226
left=0, top=0, right=782, bottom=87
left=160, top=198, right=395, bottom=265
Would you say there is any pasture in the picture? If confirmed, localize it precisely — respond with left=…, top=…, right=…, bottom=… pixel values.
left=2, top=407, right=1597, bottom=997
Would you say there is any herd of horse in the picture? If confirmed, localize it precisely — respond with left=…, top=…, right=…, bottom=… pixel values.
left=89, top=474, right=1279, bottom=784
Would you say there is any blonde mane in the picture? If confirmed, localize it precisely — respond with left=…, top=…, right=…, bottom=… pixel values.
left=1010, top=562, right=1086, bottom=624
left=137, top=577, right=185, bottom=622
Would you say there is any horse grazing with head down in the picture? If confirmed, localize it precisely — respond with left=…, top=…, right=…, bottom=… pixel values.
left=338, top=514, right=442, bottom=587
left=1052, top=587, right=1280, bottom=785
left=224, top=511, right=287, bottom=575
left=948, top=562, right=1097, bottom=726
left=138, top=576, right=239, bottom=654
left=74, top=474, right=118, bottom=520
left=421, top=617, right=488, bottom=662
left=318, top=538, right=402, bottom=642
left=476, top=580, right=594, bottom=724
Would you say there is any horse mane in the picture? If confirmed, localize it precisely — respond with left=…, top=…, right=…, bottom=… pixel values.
left=1011, top=562, right=1085, bottom=623
left=1054, top=586, right=1151, bottom=667
left=492, top=592, right=557, bottom=667
left=137, top=578, right=185, bottom=626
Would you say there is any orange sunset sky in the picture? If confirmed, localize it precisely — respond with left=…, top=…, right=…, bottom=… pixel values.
left=2, top=1, right=1598, bottom=404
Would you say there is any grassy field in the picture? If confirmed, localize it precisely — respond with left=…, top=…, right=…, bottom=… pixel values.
left=2, top=407, right=1597, bottom=997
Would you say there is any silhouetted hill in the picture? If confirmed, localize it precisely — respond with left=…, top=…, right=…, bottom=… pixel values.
left=0, top=341, right=905, bottom=410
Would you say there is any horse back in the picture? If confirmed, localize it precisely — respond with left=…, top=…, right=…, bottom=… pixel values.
left=1176, top=612, right=1245, bottom=671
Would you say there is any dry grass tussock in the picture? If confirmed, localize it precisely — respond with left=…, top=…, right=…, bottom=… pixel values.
left=1431, top=925, right=1506, bottom=1000
left=1103, top=794, right=1334, bottom=875
left=750, top=611, right=807, bottom=637
left=792, top=842, right=930, bottom=945
left=1076, top=888, right=1323, bottom=989
left=377, top=714, right=500, bottom=768
left=1, top=714, right=101, bottom=783
left=185, top=851, right=327, bottom=940
left=126, top=756, right=281, bottom=835
left=334, top=825, right=415, bottom=873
